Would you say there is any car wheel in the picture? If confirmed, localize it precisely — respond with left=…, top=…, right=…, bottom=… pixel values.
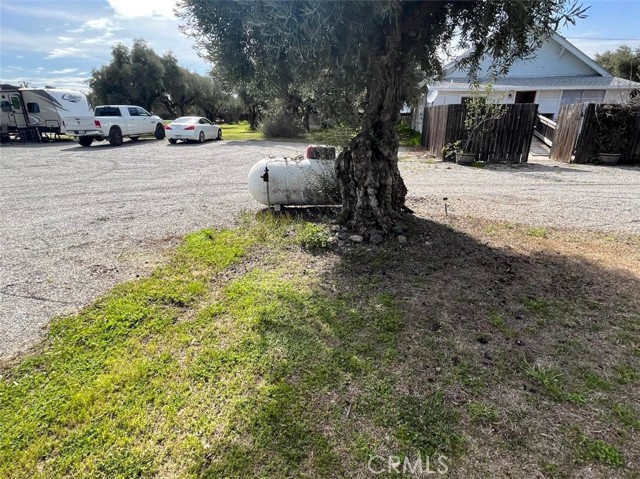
left=217, top=128, right=222, bottom=140
left=198, top=131, right=205, bottom=143
left=168, top=139, right=177, bottom=144
left=130, top=136, right=139, bottom=141
left=108, top=127, right=123, bottom=146
left=154, top=123, right=165, bottom=140
left=78, top=136, right=93, bottom=147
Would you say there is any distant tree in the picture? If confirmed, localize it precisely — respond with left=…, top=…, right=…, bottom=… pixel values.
left=193, top=74, right=230, bottom=121
left=89, top=39, right=165, bottom=111
left=595, top=45, right=640, bottom=82
left=179, top=0, right=587, bottom=230
left=88, top=43, right=133, bottom=105
left=161, top=53, right=201, bottom=116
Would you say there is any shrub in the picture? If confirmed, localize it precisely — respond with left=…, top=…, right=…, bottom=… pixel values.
left=261, top=111, right=304, bottom=138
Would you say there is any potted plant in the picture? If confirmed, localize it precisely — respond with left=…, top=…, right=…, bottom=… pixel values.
left=443, top=83, right=506, bottom=165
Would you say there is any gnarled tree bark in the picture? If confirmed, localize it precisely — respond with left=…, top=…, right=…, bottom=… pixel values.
left=336, top=56, right=408, bottom=232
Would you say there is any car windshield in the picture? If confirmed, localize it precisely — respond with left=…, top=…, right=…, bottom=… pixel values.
left=172, top=117, right=198, bottom=124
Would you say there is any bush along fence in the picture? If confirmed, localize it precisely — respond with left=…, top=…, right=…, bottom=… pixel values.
left=550, top=103, right=640, bottom=164
left=421, top=103, right=538, bottom=164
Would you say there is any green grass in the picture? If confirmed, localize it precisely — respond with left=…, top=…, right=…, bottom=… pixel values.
left=574, top=433, right=625, bottom=467
left=0, top=213, right=451, bottom=478
left=2, top=214, right=639, bottom=477
left=468, top=402, right=500, bottom=425
left=526, top=227, right=548, bottom=238
left=220, top=121, right=264, bottom=141
left=396, top=123, right=422, bottom=147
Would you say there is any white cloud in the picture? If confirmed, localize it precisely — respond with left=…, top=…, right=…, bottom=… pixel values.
left=45, top=47, right=87, bottom=59
left=107, top=0, right=178, bottom=19
left=50, top=68, right=79, bottom=74
left=58, top=36, right=74, bottom=43
left=67, top=17, right=122, bottom=34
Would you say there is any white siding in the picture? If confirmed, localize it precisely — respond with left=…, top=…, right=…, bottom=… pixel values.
left=447, top=38, right=598, bottom=79
left=536, top=90, right=562, bottom=116
left=604, top=89, right=633, bottom=103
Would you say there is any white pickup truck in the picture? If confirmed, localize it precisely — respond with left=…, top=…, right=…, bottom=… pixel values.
left=63, top=105, right=165, bottom=147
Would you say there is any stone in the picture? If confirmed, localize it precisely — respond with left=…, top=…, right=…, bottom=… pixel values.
left=349, top=235, right=364, bottom=243
left=397, top=235, right=407, bottom=244
left=370, top=234, right=384, bottom=245
left=368, top=229, right=384, bottom=237
left=337, top=231, right=348, bottom=240
left=391, top=225, right=404, bottom=235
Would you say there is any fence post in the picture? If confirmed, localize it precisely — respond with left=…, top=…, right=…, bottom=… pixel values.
left=421, top=107, right=429, bottom=148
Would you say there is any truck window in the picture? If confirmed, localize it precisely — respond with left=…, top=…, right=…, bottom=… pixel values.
left=128, top=107, right=139, bottom=116
left=136, top=107, right=150, bottom=117
left=27, top=103, right=40, bottom=113
left=11, top=97, right=21, bottom=110
left=95, top=107, right=122, bottom=117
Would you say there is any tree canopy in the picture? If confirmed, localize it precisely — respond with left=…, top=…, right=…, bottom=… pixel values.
left=179, top=0, right=586, bottom=230
left=595, top=45, right=640, bottom=83
left=88, top=39, right=230, bottom=119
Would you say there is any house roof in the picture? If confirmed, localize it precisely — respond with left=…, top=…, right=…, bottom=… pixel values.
left=432, top=75, right=640, bottom=91
left=431, top=33, right=618, bottom=87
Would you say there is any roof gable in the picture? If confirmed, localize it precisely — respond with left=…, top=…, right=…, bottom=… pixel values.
left=444, top=34, right=612, bottom=80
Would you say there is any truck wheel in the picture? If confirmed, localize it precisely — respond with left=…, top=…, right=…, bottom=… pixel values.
left=79, top=137, right=93, bottom=147
left=154, top=123, right=165, bottom=140
left=217, top=129, right=222, bottom=140
left=108, top=127, right=123, bottom=146
left=198, top=131, right=205, bottom=143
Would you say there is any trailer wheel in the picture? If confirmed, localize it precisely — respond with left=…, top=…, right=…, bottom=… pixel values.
left=108, top=127, right=123, bottom=146
left=78, top=136, right=93, bottom=147
left=154, top=123, right=165, bottom=140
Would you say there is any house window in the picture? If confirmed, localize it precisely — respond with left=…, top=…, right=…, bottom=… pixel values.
left=27, top=103, right=40, bottom=113
left=560, top=90, right=605, bottom=106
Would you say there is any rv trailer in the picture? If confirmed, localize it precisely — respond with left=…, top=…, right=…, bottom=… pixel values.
left=0, top=85, right=92, bottom=143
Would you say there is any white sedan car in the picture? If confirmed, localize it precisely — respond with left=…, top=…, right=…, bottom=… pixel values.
left=164, top=116, right=222, bottom=144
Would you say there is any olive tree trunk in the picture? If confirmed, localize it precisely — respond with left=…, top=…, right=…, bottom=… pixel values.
left=336, top=59, right=407, bottom=232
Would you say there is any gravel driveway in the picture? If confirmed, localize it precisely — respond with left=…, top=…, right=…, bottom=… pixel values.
left=1, top=138, right=639, bottom=358
left=0, top=138, right=302, bottom=359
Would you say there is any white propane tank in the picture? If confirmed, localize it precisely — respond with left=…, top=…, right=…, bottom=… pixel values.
left=247, top=145, right=340, bottom=208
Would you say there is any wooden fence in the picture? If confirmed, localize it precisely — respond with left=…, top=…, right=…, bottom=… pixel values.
left=549, top=104, right=584, bottom=162
left=421, top=103, right=538, bottom=163
left=550, top=103, right=640, bottom=164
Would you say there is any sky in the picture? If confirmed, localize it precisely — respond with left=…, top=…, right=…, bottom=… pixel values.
left=1, top=0, right=640, bottom=91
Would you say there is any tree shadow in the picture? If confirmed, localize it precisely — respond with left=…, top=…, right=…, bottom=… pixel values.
left=207, top=210, right=640, bottom=477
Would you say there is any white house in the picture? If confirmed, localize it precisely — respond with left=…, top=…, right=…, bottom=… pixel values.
left=412, top=34, right=640, bottom=132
